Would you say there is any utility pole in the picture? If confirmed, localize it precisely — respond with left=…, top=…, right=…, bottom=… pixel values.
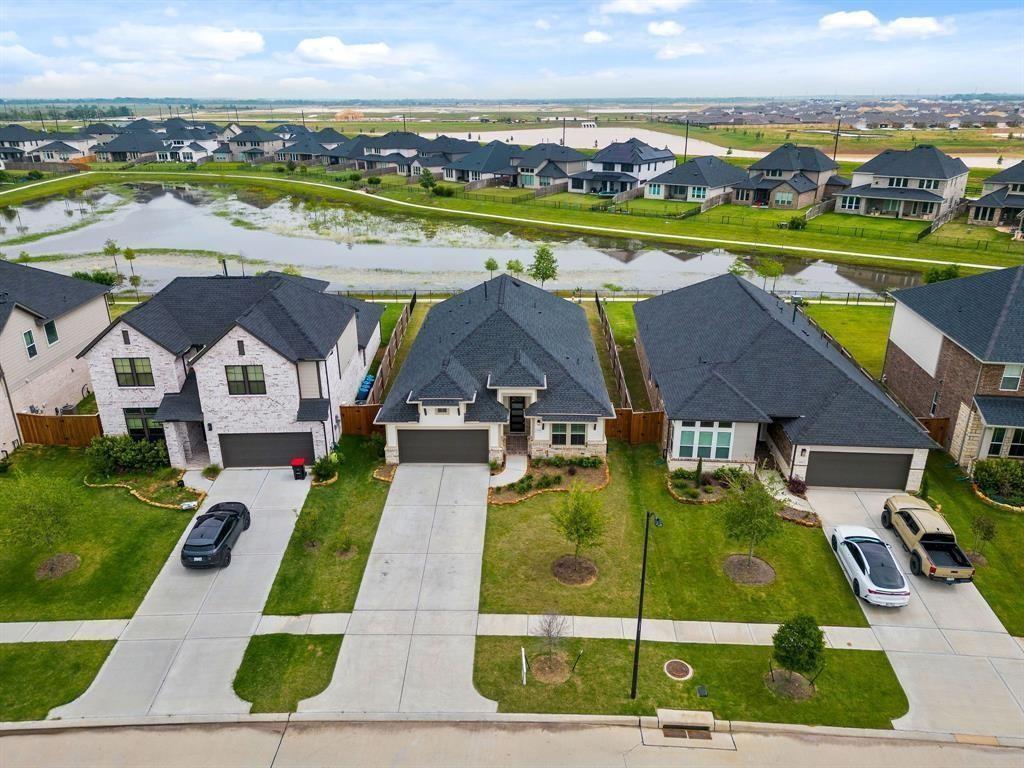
left=630, top=511, right=662, bottom=700
left=683, top=119, right=690, bottom=162
left=832, top=116, right=841, bottom=161
left=234, top=105, right=240, bottom=124
left=189, top=103, right=196, bottom=127
left=402, top=113, right=407, bottom=132
left=562, top=117, right=566, bottom=146
left=301, top=108, right=307, bottom=129
left=36, top=109, right=45, bottom=131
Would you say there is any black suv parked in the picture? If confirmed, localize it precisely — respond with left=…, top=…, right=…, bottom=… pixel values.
left=180, top=502, right=250, bottom=568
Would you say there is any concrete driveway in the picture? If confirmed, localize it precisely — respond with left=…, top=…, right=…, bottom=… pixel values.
left=300, top=464, right=496, bottom=714
left=807, top=488, right=1024, bottom=738
left=51, top=469, right=309, bottom=720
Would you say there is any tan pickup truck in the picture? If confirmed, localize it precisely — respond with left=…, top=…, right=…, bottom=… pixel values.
left=882, top=495, right=975, bottom=584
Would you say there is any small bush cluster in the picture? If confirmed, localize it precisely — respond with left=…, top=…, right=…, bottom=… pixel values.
left=369, top=432, right=386, bottom=458
left=531, top=455, right=602, bottom=469
left=311, top=455, right=335, bottom=482
left=86, top=435, right=169, bottom=475
left=72, top=268, right=121, bottom=286
left=202, top=464, right=221, bottom=480
left=787, top=216, right=807, bottom=231
left=432, top=185, right=455, bottom=197
left=366, top=176, right=382, bottom=186
left=347, top=172, right=361, bottom=181
left=787, top=477, right=808, bottom=497
left=973, top=458, right=1024, bottom=505
left=713, top=466, right=753, bottom=489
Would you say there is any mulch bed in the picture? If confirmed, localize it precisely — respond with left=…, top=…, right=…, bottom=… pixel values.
left=664, top=659, right=693, bottom=681
left=723, top=554, right=776, bottom=585
left=35, top=553, right=81, bottom=581
left=666, top=478, right=728, bottom=505
left=778, top=506, right=821, bottom=528
left=335, top=545, right=357, bottom=560
left=489, top=463, right=608, bottom=505
left=552, top=555, right=598, bottom=586
left=531, top=652, right=571, bottom=684
left=967, top=550, right=989, bottom=568
left=765, top=671, right=815, bottom=701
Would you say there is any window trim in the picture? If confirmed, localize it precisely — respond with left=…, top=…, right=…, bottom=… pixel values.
left=43, top=320, right=59, bottom=346
left=123, top=407, right=164, bottom=442
left=23, top=329, right=37, bottom=359
left=225, top=364, right=267, bottom=395
left=677, top=420, right=734, bottom=460
left=1009, top=428, right=1024, bottom=458
left=113, top=357, right=154, bottom=387
left=999, top=364, right=1022, bottom=392
left=988, top=427, right=1006, bottom=457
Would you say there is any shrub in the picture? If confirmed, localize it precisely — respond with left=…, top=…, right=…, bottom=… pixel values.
left=369, top=432, right=386, bottom=458
left=432, top=185, right=454, bottom=197
left=973, top=458, right=1024, bottom=504
left=0, top=457, right=11, bottom=475
left=703, top=485, right=715, bottom=494
left=787, top=477, right=808, bottom=497
left=513, top=474, right=535, bottom=494
left=202, top=464, right=221, bottom=480
left=772, top=615, right=825, bottom=681
left=574, top=456, right=602, bottom=468
left=788, top=216, right=807, bottom=230
left=672, top=468, right=696, bottom=482
left=694, top=457, right=703, bottom=488
left=274, top=166, right=286, bottom=173
left=489, top=459, right=501, bottom=471
left=86, top=435, right=169, bottom=475
left=72, top=268, right=119, bottom=286
left=700, top=472, right=716, bottom=486
left=684, top=487, right=700, bottom=499
left=366, top=176, right=382, bottom=186
left=26, top=169, right=44, bottom=181
left=286, top=160, right=297, bottom=172
left=535, top=473, right=563, bottom=490
left=713, top=466, right=751, bottom=488
left=312, top=455, right=336, bottom=483
left=567, top=465, right=577, bottom=477
left=347, top=172, right=362, bottom=181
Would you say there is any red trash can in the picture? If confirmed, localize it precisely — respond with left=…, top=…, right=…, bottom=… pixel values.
left=290, top=457, right=307, bottom=480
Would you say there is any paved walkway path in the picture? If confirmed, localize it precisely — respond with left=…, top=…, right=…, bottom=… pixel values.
left=489, top=454, right=528, bottom=487
left=48, top=469, right=309, bottom=720
left=299, top=464, right=496, bottom=714
left=4, top=171, right=1005, bottom=272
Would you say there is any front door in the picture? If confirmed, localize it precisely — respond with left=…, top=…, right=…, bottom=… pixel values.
left=509, top=397, right=526, bottom=434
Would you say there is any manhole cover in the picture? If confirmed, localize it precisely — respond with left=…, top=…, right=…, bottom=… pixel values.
left=664, top=659, right=693, bottom=681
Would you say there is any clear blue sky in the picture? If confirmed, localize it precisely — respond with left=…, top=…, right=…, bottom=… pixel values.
left=1, top=0, right=1021, bottom=100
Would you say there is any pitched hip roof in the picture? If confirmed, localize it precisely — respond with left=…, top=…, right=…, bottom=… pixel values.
left=0, top=260, right=109, bottom=335
left=650, top=156, right=749, bottom=188
left=446, top=141, right=523, bottom=173
left=854, top=145, right=968, bottom=179
left=891, top=266, right=1024, bottom=362
left=592, top=138, right=674, bottom=165
left=971, top=186, right=1024, bottom=210
left=377, top=275, right=614, bottom=425
left=982, top=160, right=1024, bottom=185
left=749, top=143, right=838, bottom=173
left=842, top=184, right=944, bottom=203
left=518, top=143, right=587, bottom=166
left=633, top=274, right=933, bottom=449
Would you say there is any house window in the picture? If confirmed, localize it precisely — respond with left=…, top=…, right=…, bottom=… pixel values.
left=774, top=191, right=793, bottom=207
left=551, top=423, right=587, bottom=446
left=23, top=330, right=37, bottom=359
left=999, top=364, right=1022, bottom=391
left=44, top=320, right=59, bottom=346
left=237, top=340, right=245, bottom=356
left=122, top=329, right=131, bottom=344
left=124, top=408, right=164, bottom=442
left=602, top=162, right=615, bottom=171
left=918, top=179, right=939, bottom=190
left=571, top=424, right=586, bottom=446
left=552, top=423, right=567, bottom=445
left=539, top=177, right=551, bottom=187
left=571, top=178, right=584, bottom=190
left=765, top=169, right=782, bottom=178
left=989, top=427, right=1006, bottom=456
left=225, top=365, right=266, bottom=395
left=691, top=186, right=707, bottom=200
left=888, top=177, right=909, bottom=188
left=735, top=189, right=750, bottom=201
left=648, top=184, right=661, bottom=196
left=1010, top=183, right=1024, bottom=193
left=1010, top=429, right=1024, bottom=458
left=621, top=163, right=633, bottom=173
left=929, top=391, right=940, bottom=416
left=677, top=421, right=734, bottom=460
left=435, top=407, right=449, bottom=415
left=520, top=174, right=535, bottom=186
left=974, top=206, right=995, bottom=222
left=840, top=195, right=859, bottom=211
left=114, top=357, right=154, bottom=387
left=883, top=199, right=900, bottom=212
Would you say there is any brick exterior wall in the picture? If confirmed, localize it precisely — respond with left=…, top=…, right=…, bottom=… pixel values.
left=978, top=364, right=1024, bottom=398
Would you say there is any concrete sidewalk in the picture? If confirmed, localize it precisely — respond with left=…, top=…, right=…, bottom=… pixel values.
left=299, top=464, right=496, bottom=714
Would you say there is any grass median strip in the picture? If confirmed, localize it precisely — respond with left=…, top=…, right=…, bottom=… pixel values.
left=0, top=640, right=115, bottom=721
left=233, top=633, right=342, bottom=713
left=474, top=635, right=907, bottom=727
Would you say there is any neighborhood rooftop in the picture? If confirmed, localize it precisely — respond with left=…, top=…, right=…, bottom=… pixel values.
left=854, top=145, right=969, bottom=179
left=0, top=260, right=109, bottom=333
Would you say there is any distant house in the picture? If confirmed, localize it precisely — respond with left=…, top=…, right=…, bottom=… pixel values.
left=516, top=143, right=588, bottom=189
left=324, top=134, right=372, bottom=166
left=30, top=141, right=85, bottom=163
left=0, top=262, right=110, bottom=458
left=882, top=266, right=1024, bottom=468
left=644, top=155, right=748, bottom=203
left=443, top=140, right=522, bottom=183
left=227, top=128, right=285, bottom=161
left=0, top=124, right=50, bottom=154
left=835, top=145, right=968, bottom=221
left=967, top=161, right=1024, bottom=228
left=94, top=131, right=167, bottom=162
left=731, top=143, right=839, bottom=209
left=312, top=127, right=348, bottom=147
left=274, top=135, right=329, bottom=163
left=569, top=138, right=675, bottom=195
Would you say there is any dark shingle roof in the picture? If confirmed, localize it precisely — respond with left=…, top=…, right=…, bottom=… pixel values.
left=426, top=135, right=480, bottom=154
left=33, top=141, right=81, bottom=154
left=378, top=275, right=614, bottom=424
left=650, top=156, right=748, bottom=188
left=750, top=143, right=838, bottom=173
left=0, top=124, right=47, bottom=141
left=446, top=140, right=523, bottom=173
left=518, top=142, right=587, bottom=166
left=231, top=127, right=281, bottom=143
left=634, top=274, right=932, bottom=449
left=892, top=266, right=1024, bottom=362
left=277, top=135, right=327, bottom=156
left=96, top=131, right=166, bottom=154
left=296, top=398, right=331, bottom=422
left=842, top=184, right=944, bottom=203
left=971, top=186, right=1024, bottom=209
left=313, top=127, right=348, bottom=143
left=0, top=260, right=109, bottom=334
left=592, top=138, right=674, bottom=165
left=153, top=371, right=203, bottom=422
left=983, top=160, right=1024, bottom=185
left=363, top=131, right=433, bottom=152
left=974, top=396, right=1024, bottom=428
left=854, top=145, right=968, bottom=180
left=826, top=174, right=851, bottom=187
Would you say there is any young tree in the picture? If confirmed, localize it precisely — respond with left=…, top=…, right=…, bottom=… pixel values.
left=772, top=615, right=825, bottom=682
left=694, top=456, right=703, bottom=489
left=103, top=238, right=120, bottom=276
left=724, top=479, right=783, bottom=563
left=551, top=482, right=605, bottom=562
left=528, top=244, right=558, bottom=287
left=727, top=257, right=751, bottom=277
left=6, top=468, right=71, bottom=550
left=419, top=169, right=436, bottom=189
left=484, top=257, right=499, bottom=278
left=123, top=247, right=137, bottom=279
left=753, top=257, right=785, bottom=291
left=537, top=613, right=568, bottom=659
left=969, top=514, right=997, bottom=555
left=506, top=258, right=524, bottom=277
left=924, top=264, right=960, bottom=284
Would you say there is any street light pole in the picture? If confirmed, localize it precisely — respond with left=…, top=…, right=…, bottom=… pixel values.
left=630, top=510, right=661, bottom=700
left=683, top=119, right=690, bottom=163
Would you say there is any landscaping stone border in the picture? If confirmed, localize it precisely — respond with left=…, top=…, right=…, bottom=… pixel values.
left=665, top=475, right=725, bottom=505
left=83, top=472, right=205, bottom=510
left=971, top=483, right=1024, bottom=513
left=489, top=462, right=610, bottom=506
left=372, top=465, right=396, bottom=483
left=311, top=472, right=339, bottom=487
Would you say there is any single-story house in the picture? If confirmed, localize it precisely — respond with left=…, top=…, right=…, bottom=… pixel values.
left=443, top=140, right=522, bottom=183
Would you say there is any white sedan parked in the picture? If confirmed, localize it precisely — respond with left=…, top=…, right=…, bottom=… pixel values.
left=829, top=526, right=911, bottom=608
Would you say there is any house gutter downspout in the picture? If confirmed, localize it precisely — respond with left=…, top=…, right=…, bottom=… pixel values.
left=788, top=443, right=797, bottom=482
left=0, top=367, right=23, bottom=449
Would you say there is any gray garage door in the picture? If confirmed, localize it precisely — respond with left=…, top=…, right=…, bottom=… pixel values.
left=805, top=451, right=912, bottom=489
left=397, top=429, right=488, bottom=463
left=219, top=432, right=315, bottom=468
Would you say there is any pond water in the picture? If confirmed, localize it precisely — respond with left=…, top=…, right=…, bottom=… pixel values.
left=2, top=183, right=921, bottom=294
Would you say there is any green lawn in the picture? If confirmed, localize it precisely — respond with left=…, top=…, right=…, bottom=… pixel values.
left=527, top=192, right=609, bottom=210
left=233, top=634, right=342, bottom=713
left=617, top=198, right=700, bottom=216
left=935, top=217, right=1015, bottom=244
left=699, top=204, right=810, bottom=227
left=475, top=636, right=906, bottom=727
left=480, top=443, right=867, bottom=627
left=383, top=302, right=429, bottom=397
left=263, top=436, right=388, bottom=614
left=597, top=301, right=650, bottom=411
left=924, top=454, right=1024, bottom=636
left=466, top=186, right=533, bottom=202
left=0, top=447, right=193, bottom=621
left=803, top=304, right=893, bottom=378
left=808, top=213, right=930, bottom=242
left=0, top=641, right=114, bottom=721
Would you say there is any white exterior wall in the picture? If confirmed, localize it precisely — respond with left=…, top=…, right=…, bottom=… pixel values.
left=665, top=420, right=759, bottom=472
left=333, top=319, right=363, bottom=405
left=530, top=417, right=607, bottom=457
left=86, top=321, right=184, bottom=436
left=889, top=303, right=944, bottom=377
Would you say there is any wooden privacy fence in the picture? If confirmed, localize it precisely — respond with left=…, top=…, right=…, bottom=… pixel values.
left=606, top=408, right=664, bottom=444
left=365, top=293, right=417, bottom=406
left=594, top=293, right=633, bottom=410
left=17, top=413, right=102, bottom=448
left=918, top=417, right=950, bottom=447
left=339, top=404, right=384, bottom=437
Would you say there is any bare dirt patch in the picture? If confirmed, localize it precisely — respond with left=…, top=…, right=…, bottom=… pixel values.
left=765, top=671, right=815, bottom=701
left=723, top=554, right=776, bottom=585
left=552, top=555, right=598, bottom=586
left=967, top=550, right=989, bottom=568
left=303, top=540, right=321, bottom=552
left=664, top=659, right=693, bottom=681
left=335, top=545, right=357, bottom=560
left=35, top=553, right=81, bottom=581
left=531, top=652, right=571, bottom=684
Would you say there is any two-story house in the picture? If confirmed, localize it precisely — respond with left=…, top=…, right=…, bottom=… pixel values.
left=967, top=161, right=1024, bottom=228
left=0, top=262, right=110, bottom=458
left=227, top=127, right=285, bottom=163
left=516, top=143, right=589, bottom=189
left=376, top=275, right=615, bottom=465
left=836, top=145, right=968, bottom=221
left=80, top=272, right=383, bottom=469
left=731, top=143, right=840, bottom=209
left=644, top=155, right=749, bottom=203
left=568, top=138, right=675, bottom=195
left=882, top=266, right=1024, bottom=469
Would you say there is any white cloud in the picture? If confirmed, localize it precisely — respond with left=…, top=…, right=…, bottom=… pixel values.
left=600, top=0, right=693, bottom=15
left=75, top=23, right=263, bottom=61
left=656, top=42, right=705, bottom=59
left=819, top=10, right=954, bottom=41
left=51, top=35, right=69, bottom=48
left=0, top=44, right=50, bottom=67
left=291, top=36, right=395, bottom=68
left=647, top=20, right=683, bottom=36
left=164, top=6, right=179, bottom=17
left=535, top=18, right=551, bottom=30
left=583, top=30, right=611, bottom=44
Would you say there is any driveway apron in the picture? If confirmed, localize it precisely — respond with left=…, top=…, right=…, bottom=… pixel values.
left=50, top=469, right=309, bottom=719
left=807, top=489, right=1024, bottom=738
left=299, top=464, right=496, bottom=714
